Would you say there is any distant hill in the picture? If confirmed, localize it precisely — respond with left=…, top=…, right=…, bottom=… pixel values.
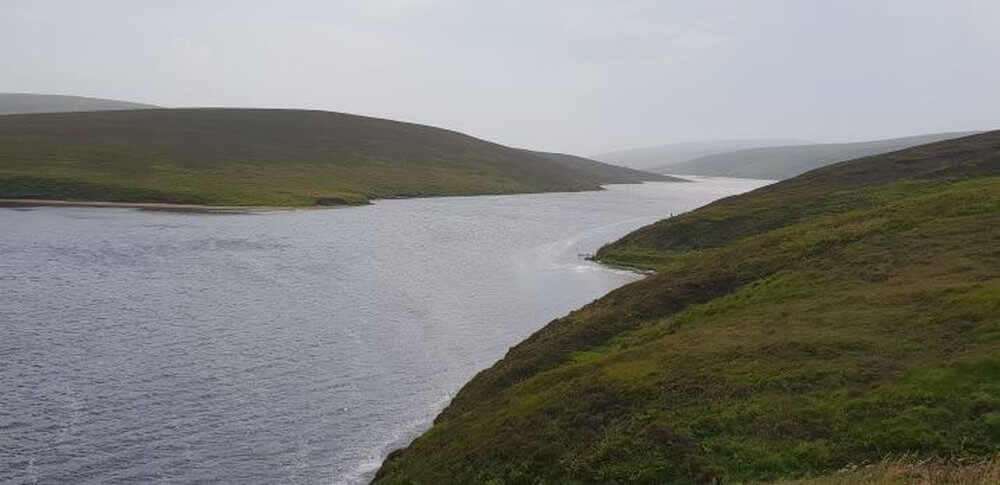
left=0, top=108, right=672, bottom=206
left=376, top=131, right=1000, bottom=483
left=654, top=132, right=978, bottom=179
left=0, top=93, right=159, bottom=114
left=525, top=150, right=686, bottom=184
left=592, top=138, right=806, bottom=170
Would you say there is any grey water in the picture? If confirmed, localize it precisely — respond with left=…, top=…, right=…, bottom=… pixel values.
left=0, top=177, right=769, bottom=484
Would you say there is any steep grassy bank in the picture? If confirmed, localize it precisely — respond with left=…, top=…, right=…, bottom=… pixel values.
left=0, top=109, right=672, bottom=206
left=375, top=132, right=1000, bottom=483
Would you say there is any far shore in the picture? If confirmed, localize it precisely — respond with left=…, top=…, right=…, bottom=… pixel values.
left=0, top=198, right=350, bottom=213
left=0, top=182, right=689, bottom=214
left=0, top=180, right=705, bottom=214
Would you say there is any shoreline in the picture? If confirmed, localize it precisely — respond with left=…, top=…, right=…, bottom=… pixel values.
left=1, top=177, right=765, bottom=484
left=0, top=181, right=692, bottom=214
left=0, top=199, right=351, bottom=213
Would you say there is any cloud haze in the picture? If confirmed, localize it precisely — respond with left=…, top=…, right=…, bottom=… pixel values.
left=2, top=0, right=998, bottom=154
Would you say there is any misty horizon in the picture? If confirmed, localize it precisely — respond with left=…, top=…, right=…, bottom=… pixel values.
left=3, top=1, right=999, bottom=154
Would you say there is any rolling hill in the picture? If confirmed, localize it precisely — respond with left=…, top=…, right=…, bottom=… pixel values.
left=0, top=93, right=159, bottom=115
left=0, top=108, right=672, bottom=206
left=592, top=138, right=806, bottom=171
left=653, top=132, right=978, bottom=179
left=375, top=131, right=1000, bottom=483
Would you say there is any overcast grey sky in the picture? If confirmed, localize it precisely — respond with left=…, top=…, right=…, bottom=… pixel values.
left=2, top=0, right=998, bottom=154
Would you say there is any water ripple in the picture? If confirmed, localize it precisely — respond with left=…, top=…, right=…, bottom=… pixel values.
left=0, top=178, right=770, bottom=483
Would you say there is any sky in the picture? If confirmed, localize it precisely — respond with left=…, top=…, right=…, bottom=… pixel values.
left=2, top=0, right=999, bottom=155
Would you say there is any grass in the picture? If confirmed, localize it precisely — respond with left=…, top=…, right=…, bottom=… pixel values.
left=775, top=455, right=1000, bottom=484
left=374, top=131, right=1000, bottom=483
left=0, top=108, right=670, bottom=206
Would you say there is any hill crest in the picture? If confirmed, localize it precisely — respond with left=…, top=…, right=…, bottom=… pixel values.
left=0, top=108, right=671, bottom=206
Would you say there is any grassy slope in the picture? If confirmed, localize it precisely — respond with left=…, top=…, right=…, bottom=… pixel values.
left=0, top=108, right=668, bottom=206
left=0, top=93, right=159, bottom=114
left=375, top=131, right=1000, bottom=483
left=653, top=132, right=976, bottom=180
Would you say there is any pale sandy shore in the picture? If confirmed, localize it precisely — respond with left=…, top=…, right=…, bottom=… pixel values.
left=0, top=199, right=348, bottom=213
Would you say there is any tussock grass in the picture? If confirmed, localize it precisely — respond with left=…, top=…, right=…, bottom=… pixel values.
left=776, top=455, right=1000, bottom=484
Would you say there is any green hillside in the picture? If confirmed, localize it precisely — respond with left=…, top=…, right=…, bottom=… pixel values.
left=0, top=108, right=670, bottom=206
left=0, top=93, right=159, bottom=114
left=653, top=132, right=977, bottom=180
left=375, top=131, right=1000, bottom=483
